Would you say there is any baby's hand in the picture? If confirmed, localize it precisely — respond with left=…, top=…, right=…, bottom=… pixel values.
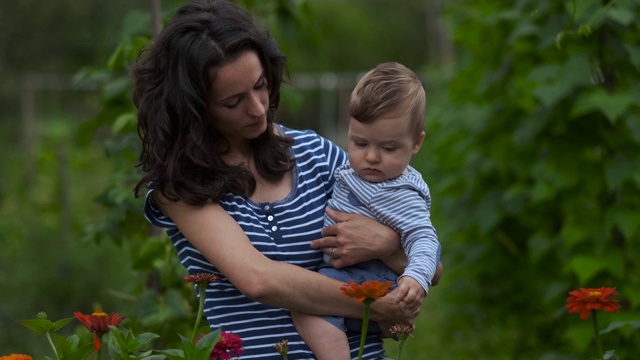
left=396, top=277, right=426, bottom=311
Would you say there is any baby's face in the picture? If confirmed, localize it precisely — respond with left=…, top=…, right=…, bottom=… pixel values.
left=347, top=111, right=424, bottom=183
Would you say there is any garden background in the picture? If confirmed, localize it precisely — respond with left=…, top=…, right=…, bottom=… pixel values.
left=0, top=0, right=638, bottom=359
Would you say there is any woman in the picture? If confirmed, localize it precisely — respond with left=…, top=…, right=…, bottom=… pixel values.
left=132, top=1, right=437, bottom=358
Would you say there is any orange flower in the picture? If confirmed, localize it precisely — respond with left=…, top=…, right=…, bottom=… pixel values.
left=184, top=273, right=221, bottom=285
left=340, top=280, right=393, bottom=303
left=0, top=355, right=32, bottom=360
left=73, top=310, right=126, bottom=350
left=566, top=287, right=620, bottom=319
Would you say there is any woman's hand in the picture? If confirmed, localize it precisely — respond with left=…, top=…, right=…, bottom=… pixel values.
left=310, top=208, right=405, bottom=270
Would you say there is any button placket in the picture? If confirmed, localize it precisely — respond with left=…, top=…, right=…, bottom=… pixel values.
left=264, top=205, right=278, bottom=233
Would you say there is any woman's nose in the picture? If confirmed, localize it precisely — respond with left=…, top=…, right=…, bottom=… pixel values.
left=247, top=92, right=266, bottom=117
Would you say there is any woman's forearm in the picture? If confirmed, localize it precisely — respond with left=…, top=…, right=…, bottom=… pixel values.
left=248, top=260, right=415, bottom=324
left=245, top=261, right=366, bottom=318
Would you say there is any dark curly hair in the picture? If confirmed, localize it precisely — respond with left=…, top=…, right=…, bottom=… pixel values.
left=132, top=0, right=294, bottom=205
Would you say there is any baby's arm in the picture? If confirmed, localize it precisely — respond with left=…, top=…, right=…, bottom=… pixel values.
left=395, top=276, right=426, bottom=311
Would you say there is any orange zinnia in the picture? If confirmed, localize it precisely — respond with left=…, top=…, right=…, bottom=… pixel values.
left=566, top=287, right=620, bottom=319
left=0, top=355, right=32, bottom=360
left=73, top=310, right=126, bottom=350
left=340, top=280, right=393, bottom=303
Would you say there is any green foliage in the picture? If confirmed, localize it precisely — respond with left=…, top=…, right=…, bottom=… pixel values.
left=14, top=0, right=634, bottom=359
left=107, top=326, right=160, bottom=359
left=404, top=0, right=640, bottom=358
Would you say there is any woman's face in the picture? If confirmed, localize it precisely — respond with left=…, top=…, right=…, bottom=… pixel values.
left=208, top=50, right=269, bottom=148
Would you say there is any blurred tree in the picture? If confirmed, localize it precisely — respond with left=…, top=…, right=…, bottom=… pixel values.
left=411, top=0, right=640, bottom=358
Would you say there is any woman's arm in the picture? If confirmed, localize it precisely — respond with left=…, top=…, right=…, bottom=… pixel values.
left=155, top=193, right=416, bottom=323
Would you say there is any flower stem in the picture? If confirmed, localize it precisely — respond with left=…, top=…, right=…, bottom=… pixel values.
left=358, top=302, right=372, bottom=360
left=191, top=284, right=207, bottom=343
left=396, top=338, right=406, bottom=360
left=46, top=332, right=60, bottom=360
left=591, top=310, right=604, bottom=360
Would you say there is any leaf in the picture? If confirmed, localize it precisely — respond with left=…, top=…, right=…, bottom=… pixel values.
left=599, top=320, right=640, bottom=335
left=527, top=64, right=560, bottom=83
left=565, top=251, right=624, bottom=283
left=606, top=207, right=640, bottom=239
left=155, top=349, right=184, bottom=360
left=16, top=319, right=55, bottom=334
left=132, top=238, right=167, bottom=271
left=527, top=233, right=554, bottom=263
left=532, top=82, right=571, bottom=108
left=571, top=88, right=634, bottom=123
left=626, top=114, right=640, bottom=142
left=106, top=43, right=126, bottom=72
left=624, top=286, right=640, bottom=308
left=605, top=154, right=638, bottom=189
left=62, top=344, right=95, bottom=360
left=625, top=45, right=640, bottom=70
left=136, top=332, right=160, bottom=349
left=607, top=7, right=635, bottom=26
left=53, top=317, right=75, bottom=332
left=507, top=21, right=538, bottom=44
left=560, top=223, right=590, bottom=247
left=112, top=112, right=137, bottom=135
left=560, top=53, right=592, bottom=88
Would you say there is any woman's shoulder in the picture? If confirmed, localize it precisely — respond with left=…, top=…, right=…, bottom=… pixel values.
left=276, top=123, right=321, bottom=140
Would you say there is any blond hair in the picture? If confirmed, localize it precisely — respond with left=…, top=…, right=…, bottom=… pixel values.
left=349, top=62, right=426, bottom=138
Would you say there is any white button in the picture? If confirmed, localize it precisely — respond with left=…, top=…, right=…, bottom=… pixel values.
left=267, top=215, right=274, bottom=221
left=264, top=205, right=270, bottom=210
left=271, top=226, right=278, bottom=231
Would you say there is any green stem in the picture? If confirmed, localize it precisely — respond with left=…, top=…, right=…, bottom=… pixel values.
left=592, top=310, right=604, bottom=360
left=396, top=339, right=406, bottom=360
left=587, top=0, right=616, bottom=27
left=97, top=345, right=102, bottom=360
left=46, top=332, right=60, bottom=360
left=190, top=284, right=207, bottom=343
left=358, top=302, right=371, bottom=360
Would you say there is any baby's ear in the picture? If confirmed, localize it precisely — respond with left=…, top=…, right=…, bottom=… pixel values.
left=413, top=131, right=426, bottom=154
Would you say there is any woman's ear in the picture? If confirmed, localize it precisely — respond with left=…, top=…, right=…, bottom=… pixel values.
left=413, top=131, right=426, bottom=154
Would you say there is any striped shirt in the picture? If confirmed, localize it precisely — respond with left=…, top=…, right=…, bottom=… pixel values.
left=325, top=164, right=440, bottom=293
left=144, top=126, right=387, bottom=359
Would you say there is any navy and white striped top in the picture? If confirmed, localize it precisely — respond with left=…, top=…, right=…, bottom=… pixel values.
left=325, top=164, right=440, bottom=292
left=144, top=126, right=387, bottom=359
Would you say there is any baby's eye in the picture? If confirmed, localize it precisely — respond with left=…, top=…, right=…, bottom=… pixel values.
left=383, top=146, right=397, bottom=152
left=354, top=142, right=367, bottom=148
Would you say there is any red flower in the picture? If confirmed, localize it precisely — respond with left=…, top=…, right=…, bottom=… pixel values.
left=185, top=273, right=221, bottom=286
left=566, top=287, right=620, bottom=319
left=197, top=332, right=244, bottom=360
left=340, top=280, right=393, bottom=303
left=73, top=310, right=126, bottom=350
left=0, top=355, right=32, bottom=360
